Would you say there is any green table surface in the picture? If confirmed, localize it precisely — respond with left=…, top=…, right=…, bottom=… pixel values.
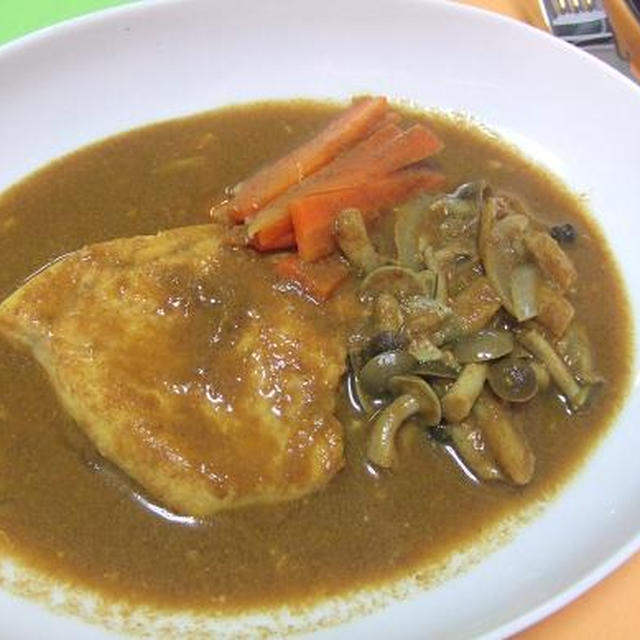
left=0, top=0, right=136, bottom=46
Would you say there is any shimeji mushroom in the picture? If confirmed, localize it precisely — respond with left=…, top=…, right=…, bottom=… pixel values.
left=367, top=375, right=441, bottom=468
left=334, top=208, right=384, bottom=274
left=359, top=350, right=418, bottom=397
left=372, top=292, right=404, bottom=335
left=447, top=420, right=504, bottom=482
left=516, top=327, right=588, bottom=411
left=452, top=328, right=514, bottom=364
left=529, top=360, right=551, bottom=391
left=441, top=363, right=488, bottom=423
left=413, top=359, right=461, bottom=380
left=472, top=391, right=535, bottom=485
left=487, top=357, right=538, bottom=403
left=394, top=192, right=435, bottom=270
left=359, top=266, right=428, bottom=301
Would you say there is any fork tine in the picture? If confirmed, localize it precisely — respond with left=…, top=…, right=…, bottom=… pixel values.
left=555, top=0, right=594, bottom=14
left=541, top=0, right=613, bottom=43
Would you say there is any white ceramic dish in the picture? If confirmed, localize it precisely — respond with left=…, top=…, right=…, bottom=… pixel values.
left=0, top=0, right=639, bottom=637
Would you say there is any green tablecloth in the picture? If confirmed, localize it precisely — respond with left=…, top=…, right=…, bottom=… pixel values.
left=0, top=0, right=135, bottom=46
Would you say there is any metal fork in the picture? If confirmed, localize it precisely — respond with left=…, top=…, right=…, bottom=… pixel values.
left=540, top=0, right=614, bottom=45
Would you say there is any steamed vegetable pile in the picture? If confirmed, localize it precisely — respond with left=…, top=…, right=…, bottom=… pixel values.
left=215, top=97, right=601, bottom=488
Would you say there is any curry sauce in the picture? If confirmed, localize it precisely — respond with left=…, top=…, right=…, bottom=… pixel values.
left=0, top=101, right=631, bottom=614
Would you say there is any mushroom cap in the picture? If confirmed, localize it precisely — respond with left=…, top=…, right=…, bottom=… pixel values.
left=359, top=350, right=417, bottom=396
left=413, top=360, right=460, bottom=380
left=334, top=207, right=365, bottom=233
left=388, top=374, right=442, bottom=426
left=452, top=328, right=514, bottom=363
left=487, top=357, right=538, bottom=403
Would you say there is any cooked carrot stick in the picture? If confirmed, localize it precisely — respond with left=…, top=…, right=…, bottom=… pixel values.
left=246, top=123, right=445, bottom=240
left=291, top=123, right=443, bottom=193
left=244, top=123, right=401, bottom=238
left=275, top=254, right=350, bottom=302
left=290, top=169, right=446, bottom=262
left=227, top=97, right=389, bottom=221
left=249, top=125, right=445, bottom=252
left=248, top=125, right=403, bottom=251
left=252, top=228, right=295, bottom=251
left=358, top=124, right=444, bottom=176
left=319, top=122, right=404, bottom=178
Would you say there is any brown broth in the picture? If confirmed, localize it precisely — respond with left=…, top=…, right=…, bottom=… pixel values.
left=0, top=101, right=631, bottom=613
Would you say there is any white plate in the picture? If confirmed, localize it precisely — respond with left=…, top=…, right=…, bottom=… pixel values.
left=0, top=0, right=639, bottom=637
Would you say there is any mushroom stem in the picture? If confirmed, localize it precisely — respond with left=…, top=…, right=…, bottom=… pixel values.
left=334, top=208, right=383, bottom=274
left=530, top=360, right=550, bottom=391
left=373, top=292, right=403, bottom=334
left=516, top=327, right=586, bottom=410
left=472, top=391, right=535, bottom=485
left=442, top=363, right=488, bottom=423
left=448, top=421, right=503, bottom=482
left=367, top=375, right=442, bottom=468
left=367, top=394, right=419, bottom=468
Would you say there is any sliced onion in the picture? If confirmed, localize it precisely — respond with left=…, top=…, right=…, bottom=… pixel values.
left=480, top=213, right=530, bottom=316
left=510, top=263, right=539, bottom=321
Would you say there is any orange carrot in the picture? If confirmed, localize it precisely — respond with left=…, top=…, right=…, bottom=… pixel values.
left=246, top=123, right=444, bottom=240
left=244, top=124, right=401, bottom=238
left=293, top=124, right=444, bottom=197
left=275, top=254, right=349, bottom=302
left=228, top=97, right=389, bottom=221
left=323, top=122, right=404, bottom=174
left=252, top=223, right=295, bottom=251
left=362, top=124, right=444, bottom=175
left=290, top=169, right=446, bottom=262
left=248, top=125, right=401, bottom=251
